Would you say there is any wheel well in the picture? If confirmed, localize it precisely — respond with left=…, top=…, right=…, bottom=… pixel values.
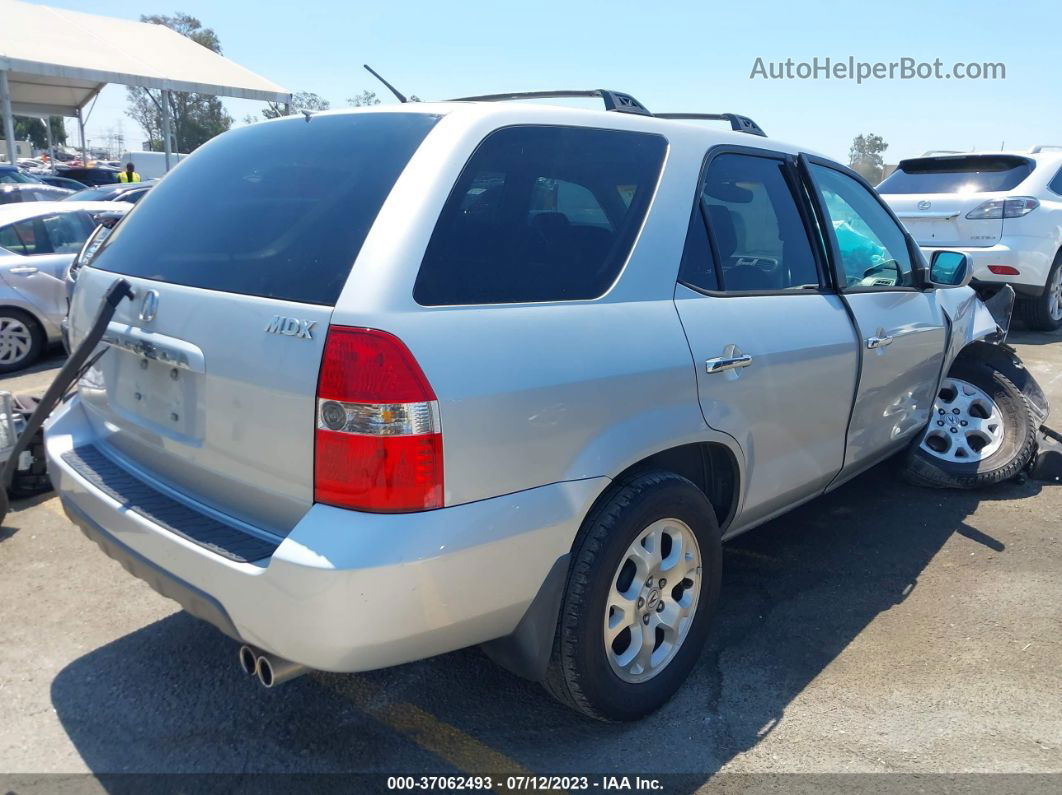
left=0, top=305, right=44, bottom=329
left=611, top=443, right=738, bottom=530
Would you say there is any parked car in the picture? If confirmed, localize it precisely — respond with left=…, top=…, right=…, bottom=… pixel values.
left=54, top=166, right=121, bottom=187
left=0, top=165, right=41, bottom=184
left=64, top=181, right=156, bottom=205
left=50, top=98, right=1048, bottom=721
left=36, top=175, right=88, bottom=191
left=0, top=183, right=74, bottom=204
left=0, top=203, right=101, bottom=371
left=879, top=147, right=1062, bottom=330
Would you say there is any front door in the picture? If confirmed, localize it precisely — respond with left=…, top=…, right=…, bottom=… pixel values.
left=674, top=149, right=859, bottom=529
left=802, top=158, right=947, bottom=481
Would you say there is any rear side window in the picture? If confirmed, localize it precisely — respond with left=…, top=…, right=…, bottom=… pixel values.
left=877, top=156, right=1034, bottom=194
left=1050, top=167, right=1062, bottom=196
left=90, top=113, right=439, bottom=305
left=414, top=125, right=667, bottom=305
left=680, top=152, right=821, bottom=293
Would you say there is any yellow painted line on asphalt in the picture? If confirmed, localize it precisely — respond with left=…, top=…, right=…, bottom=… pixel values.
left=321, top=675, right=535, bottom=786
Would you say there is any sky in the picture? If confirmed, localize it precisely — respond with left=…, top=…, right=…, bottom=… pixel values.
left=36, top=0, right=1062, bottom=163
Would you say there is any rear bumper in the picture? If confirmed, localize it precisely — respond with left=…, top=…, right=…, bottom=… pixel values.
left=45, top=397, right=604, bottom=673
left=919, top=241, right=1054, bottom=294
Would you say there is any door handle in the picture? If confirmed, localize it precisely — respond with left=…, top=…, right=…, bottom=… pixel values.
left=705, top=353, right=753, bottom=374
left=866, top=335, right=894, bottom=349
left=8, top=266, right=38, bottom=275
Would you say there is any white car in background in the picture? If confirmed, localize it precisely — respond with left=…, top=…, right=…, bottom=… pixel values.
left=879, top=147, right=1062, bottom=330
left=0, top=201, right=124, bottom=372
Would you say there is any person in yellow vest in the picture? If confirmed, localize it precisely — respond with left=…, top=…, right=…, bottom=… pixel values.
left=118, top=162, right=141, bottom=183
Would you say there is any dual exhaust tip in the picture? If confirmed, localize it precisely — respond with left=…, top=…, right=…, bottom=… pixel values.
left=239, top=644, right=307, bottom=688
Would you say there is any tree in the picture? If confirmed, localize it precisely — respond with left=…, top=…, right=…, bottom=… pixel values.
left=125, top=13, right=233, bottom=153
left=262, top=91, right=330, bottom=120
left=347, top=90, right=381, bottom=107
left=849, top=133, right=889, bottom=184
left=13, top=117, right=67, bottom=149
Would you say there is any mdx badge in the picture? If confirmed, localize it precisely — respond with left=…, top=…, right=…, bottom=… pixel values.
left=265, top=315, right=316, bottom=340
left=139, top=290, right=159, bottom=323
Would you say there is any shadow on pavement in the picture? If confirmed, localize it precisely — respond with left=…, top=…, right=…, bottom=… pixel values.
left=50, top=461, right=1041, bottom=784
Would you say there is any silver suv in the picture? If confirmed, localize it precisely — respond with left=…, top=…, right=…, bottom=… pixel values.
left=47, top=93, right=1048, bottom=721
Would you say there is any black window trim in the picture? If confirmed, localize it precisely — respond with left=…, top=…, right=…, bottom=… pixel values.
left=799, top=153, right=928, bottom=295
left=413, top=122, right=670, bottom=308
left=678, top=144, right=834, bottom=299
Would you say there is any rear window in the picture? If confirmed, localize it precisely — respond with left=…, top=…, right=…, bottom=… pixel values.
left=413, top=125, right=667, bottom=306
left=90, top=113, right=439, bottom=304
left=877, top=155, right=1034, bottom=194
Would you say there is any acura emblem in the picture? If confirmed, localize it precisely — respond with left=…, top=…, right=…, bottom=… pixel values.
left=139, top=290, right=159, bottom=323
left=917, top=200, right=932, bottom=211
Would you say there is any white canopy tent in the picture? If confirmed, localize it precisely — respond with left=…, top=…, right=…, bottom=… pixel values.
left=0, top=0, right=291, bottom=169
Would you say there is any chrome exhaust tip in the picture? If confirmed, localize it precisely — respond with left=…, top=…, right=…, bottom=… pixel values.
left=255, top=651, right=307, bottom=688
left=237, top=644, right=258, bottom=676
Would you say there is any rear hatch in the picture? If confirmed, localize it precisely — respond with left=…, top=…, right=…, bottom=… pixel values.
left=878, top=154, right=1035, bottom=247
left=67, top=112, right=440, bottom=534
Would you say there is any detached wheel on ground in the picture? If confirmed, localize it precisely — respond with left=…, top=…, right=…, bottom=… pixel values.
left=901, top=359, right=1037, bottom=489
left=1021, top=252, right=1062, bottom=332
left=0, top=309, right=45, bottom=374
left=545, top=471, right=722, bottom=721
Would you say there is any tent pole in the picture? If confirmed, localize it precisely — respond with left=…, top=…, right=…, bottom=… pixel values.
left=45, top=117, right=55, bottom=172
left=0, top=71, right=16, bottom=167
left=77, top=108, right=87, bottom=164
left=161, top=89, right=173, bottom=172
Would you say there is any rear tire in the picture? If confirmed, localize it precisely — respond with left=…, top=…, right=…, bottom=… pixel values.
left=544, top=472, right=721, bottom=721
left=1021, top=252, right=1062, bottom=332
left=901, top=360, right=1037, bottom=489
left=0, top=309, right=45, bottom=374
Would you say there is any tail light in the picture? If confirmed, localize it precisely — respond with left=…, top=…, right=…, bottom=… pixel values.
left=314, top=326, right=443, bottom=512
left=965, top=197, right=1039, bottom=219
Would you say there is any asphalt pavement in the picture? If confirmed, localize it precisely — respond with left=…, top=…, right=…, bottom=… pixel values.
left=0, top=329, right=1059, bottom=788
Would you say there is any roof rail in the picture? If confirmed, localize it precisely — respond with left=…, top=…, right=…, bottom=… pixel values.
left=445, top=90, right=768, bottom=136
left=655, top=113, right=766, bottom=137
left=1030, top=145, right=1062, bottom=153
left=447, top=89, right=652, bottom=116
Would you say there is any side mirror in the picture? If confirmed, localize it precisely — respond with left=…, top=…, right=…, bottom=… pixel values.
left=927, top=250, right=971, bottom=289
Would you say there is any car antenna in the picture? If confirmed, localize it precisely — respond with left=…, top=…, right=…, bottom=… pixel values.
left=363, top=64, right=408, bottom=103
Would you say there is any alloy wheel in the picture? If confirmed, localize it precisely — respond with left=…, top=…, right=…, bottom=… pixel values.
left=919, top=378, right=1005, bottom=463
left=1049, top=266, right=1062, bottom=322
left=0, top=317, right=33, bottom=366
left=604, top=518, right=702, bottom=683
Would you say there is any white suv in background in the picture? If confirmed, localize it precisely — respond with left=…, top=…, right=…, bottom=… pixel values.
left=879, top=147, right=1062, bottom=330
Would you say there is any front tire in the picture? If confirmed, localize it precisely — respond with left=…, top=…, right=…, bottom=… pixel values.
left=544, top=472, right=721, bottom=721
left=1021, top=252, right=1062, bottom=332
left=901, top=359, right=1037, bottom=489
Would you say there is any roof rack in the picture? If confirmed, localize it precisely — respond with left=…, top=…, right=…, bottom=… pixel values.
left=655, top=113, right=766, bottom=137
left=445, top=89, right=767, bottom=136
left=448, top=89, right=652, bottom=116
left=1030, top=145, right=1062, bottom=153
